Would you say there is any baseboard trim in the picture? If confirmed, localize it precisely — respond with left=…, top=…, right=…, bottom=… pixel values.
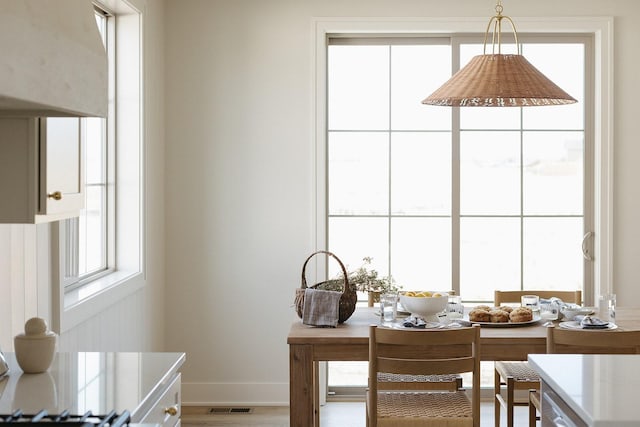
left=182, top=382, right=498, bottom=406
left=182, top=382, right=289, bottom=406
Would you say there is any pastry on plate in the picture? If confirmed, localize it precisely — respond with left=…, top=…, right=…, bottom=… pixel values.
left=510, top=307, right=533, bottom=322
left=489, top=309, right=510, bottom=323
left=469, top=309, right=491, bottom=322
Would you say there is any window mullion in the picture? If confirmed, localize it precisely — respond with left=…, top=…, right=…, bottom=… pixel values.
left=451, top=38, right=461, bottom=296
left=387, top=45, right=393, bottom=280
left=520, top=109, right=525, bottom=291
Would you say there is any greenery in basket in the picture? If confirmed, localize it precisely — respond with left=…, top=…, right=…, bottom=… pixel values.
left=318, top=257, right=402, bottom=294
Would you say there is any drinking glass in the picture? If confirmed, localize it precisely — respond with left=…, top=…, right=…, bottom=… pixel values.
left=446, top=295, right=464, bottom=320
left=379, top=293, right=397, bottom=323
left=521, top=295, right=540, bottom=312
left=598, top=293, right=616, bottom=324
left=540, top=301, right=559, bottom=321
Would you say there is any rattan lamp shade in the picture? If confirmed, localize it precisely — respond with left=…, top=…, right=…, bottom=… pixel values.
left=422, top=53, right=577, bottom=107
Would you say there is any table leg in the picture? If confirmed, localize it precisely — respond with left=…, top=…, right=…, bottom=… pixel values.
left=314, top=361, right=320, bottom=427
left=290, top=344, right=315, bottom=427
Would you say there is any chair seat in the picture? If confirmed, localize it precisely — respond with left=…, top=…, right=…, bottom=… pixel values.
left=495, top=361, right=540, bottom=383
left=374, top=391, right=473, bottom=427
left=378, top=372, right=462, bottom=390
left=378, top=372, right=461, bottom=383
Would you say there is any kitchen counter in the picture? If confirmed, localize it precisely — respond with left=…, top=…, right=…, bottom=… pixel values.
left=0, top=352, right=185, bottom=424
left=529, top=353, right=640, bottom=426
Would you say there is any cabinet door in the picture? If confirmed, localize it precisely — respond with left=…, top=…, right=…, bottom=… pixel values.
left=39, top=117, right=84, bottom=216
left=137, top=373, right=181, bottom=427
left=541, top=382, right=587, bottom=427
left=0, top=118, right=38, bottom=222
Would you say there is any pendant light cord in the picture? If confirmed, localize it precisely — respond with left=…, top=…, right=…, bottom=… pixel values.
left=483, top=0, right=521, bottom=55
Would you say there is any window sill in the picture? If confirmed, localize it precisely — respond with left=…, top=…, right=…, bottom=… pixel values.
left=60, top=269, right=144, bottom=332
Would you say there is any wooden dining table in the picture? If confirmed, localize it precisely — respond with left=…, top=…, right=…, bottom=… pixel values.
left=287, top=306, right=640, bottom=427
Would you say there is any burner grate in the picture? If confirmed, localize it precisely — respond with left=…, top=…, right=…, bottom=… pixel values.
left=0, top=410, right=131, bottom=427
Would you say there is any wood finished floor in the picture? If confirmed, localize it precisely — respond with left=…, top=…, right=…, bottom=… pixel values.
left=182, top=400, right=536, bottom=426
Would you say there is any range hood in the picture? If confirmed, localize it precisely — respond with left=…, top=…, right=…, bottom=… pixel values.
left=0, top=0, right=107, bottom=117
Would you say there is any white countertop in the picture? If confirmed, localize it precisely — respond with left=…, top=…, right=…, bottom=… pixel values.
left=0, top=352, right=185, bottom=421
left=528, top=354, right=640, bottom=427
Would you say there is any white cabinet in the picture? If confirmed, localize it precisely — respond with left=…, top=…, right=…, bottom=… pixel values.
left=530, top=354, right=640, bottom=427
left=0, top=352, right=186, bottom=425
left=137, top=372, right=182, bottom=427
left=0, top=117, right=84, bottom=223
left=540, top=381, right=587, bottom=427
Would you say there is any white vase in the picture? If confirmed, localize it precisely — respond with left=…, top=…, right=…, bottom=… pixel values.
left=14, top=317, right=57, bottom=374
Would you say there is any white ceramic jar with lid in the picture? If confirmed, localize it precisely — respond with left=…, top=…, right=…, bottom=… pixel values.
left=14, top=317, right=57, bottom=373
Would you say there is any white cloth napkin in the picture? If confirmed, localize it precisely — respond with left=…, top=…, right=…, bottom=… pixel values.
left=576, top=315, right=609, bottom=329
left=302, top=288, right=341, bottom=327
left=402, top=315, right=428, bottom=328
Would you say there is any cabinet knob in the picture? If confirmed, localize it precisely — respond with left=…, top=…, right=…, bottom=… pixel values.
left=47, top=191, right=63, bottom=200
left=164, top=405, right=179, bottom=416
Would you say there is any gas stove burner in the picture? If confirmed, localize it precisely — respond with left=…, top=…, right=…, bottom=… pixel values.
left=0, top=410, right=130, bottom=427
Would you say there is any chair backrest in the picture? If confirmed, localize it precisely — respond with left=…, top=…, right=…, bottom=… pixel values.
left=494, top=290, right=582, bottom=306
left=547, top=325, right=640, bottom=354
left=368, top=324, right=481, bottom=425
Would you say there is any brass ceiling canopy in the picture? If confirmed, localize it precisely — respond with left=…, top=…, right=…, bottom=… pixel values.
left=422, top=1, right=577, bottom=107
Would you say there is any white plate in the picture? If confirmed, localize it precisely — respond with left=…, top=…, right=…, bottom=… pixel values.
left=567, top=305, right=596, bottom=313
left=558, top=320, right=618, bottom=330
left=374, top=309, right=411, bottom=316
left=560, top=306, right=595, bottom=317
left=459, top=313, right=541, bottom=328
left=385, top=320, right=442, bottom=330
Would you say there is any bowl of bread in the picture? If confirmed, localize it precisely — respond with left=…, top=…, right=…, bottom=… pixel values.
left=399, top=291, right=449, bottom=322
left=467, top=305, right=534, bottom=324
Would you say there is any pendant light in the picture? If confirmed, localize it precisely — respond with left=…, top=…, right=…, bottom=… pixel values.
left=422, top=1, right=577, bottom=107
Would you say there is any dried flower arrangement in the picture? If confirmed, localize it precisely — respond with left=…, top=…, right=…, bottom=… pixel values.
left=317, top=257, right=401, bottom=295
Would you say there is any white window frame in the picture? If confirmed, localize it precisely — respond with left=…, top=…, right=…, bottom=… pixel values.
left=61, top=5, right=115, bottom=293
left=326, top=34, right=592, bottom=303
left=52, top=0, right=145, bottom=333
left=313, top=16, right=614, bottom=307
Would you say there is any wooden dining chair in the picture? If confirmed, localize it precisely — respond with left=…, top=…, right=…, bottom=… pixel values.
left=367, top=324, right=481, bottom=427
left=493, top=289, right=582, bottom=427
left=494, top=290, right=582, bottom=307
left=546, top=324, right=640, bottom=354
left=528, top=325, right=640, bottom=426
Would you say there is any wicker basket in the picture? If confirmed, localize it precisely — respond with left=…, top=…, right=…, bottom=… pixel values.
left=294, top=250, right=357, bottom=324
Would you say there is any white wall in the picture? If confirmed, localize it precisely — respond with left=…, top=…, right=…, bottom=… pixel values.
left=0, top=0, right=166, bottom=353
left=164, top=0, right=640, bottom=405
left=1, top=0, right=637, bottom=409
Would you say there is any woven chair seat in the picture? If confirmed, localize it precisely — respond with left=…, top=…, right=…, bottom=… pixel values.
left=378, top=372, right=461, bottom=383
left=376, top=391, right=473, bottom=427
left=378, top=372, right=463, bottom=391
left=495, top=361, right=540, bottom=382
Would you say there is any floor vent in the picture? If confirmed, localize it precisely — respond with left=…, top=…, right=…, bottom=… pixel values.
left=208, top=407, right=253, bottom=414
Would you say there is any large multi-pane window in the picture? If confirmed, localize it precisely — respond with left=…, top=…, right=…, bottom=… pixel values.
left=325, top=35, right=591, bottom=393
left=326, top=36, right=590, bottom=303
